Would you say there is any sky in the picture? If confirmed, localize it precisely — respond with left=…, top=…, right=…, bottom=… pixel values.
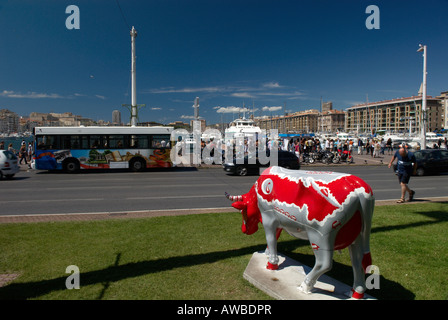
left=0, top=0, right=447, bottom=126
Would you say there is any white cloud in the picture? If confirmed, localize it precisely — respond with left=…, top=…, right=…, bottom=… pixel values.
left=147, top=82, right=306, bottom=101
left=230, top=92, right=255, bottom=99
left=263, top=82, right=282, bottom=88
left=180, top=115, right=196, bottom=119
left=151, top=107, right=162, bottom=110
left=0, top=90, right=64, bottom=99
left=149, top=86, right=224, bottom=94
left=95, top=94, right=106, bottom=100
left=262, top=106, right=282, bottom=112
left=216, top=106, right=252, bottom=114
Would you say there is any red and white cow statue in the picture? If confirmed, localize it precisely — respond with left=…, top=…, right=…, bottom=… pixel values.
left=226, top=166, right=375, bottom=299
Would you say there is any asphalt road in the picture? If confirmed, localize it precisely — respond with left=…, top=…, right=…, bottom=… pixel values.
left=1, top=165, right=447, bottom=216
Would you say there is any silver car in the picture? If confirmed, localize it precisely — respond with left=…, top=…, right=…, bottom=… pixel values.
left=0, top=150, right=20, bottom=179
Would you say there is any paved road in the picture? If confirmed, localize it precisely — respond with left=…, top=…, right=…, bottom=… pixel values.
left=1, top=164, right=447, bottom=217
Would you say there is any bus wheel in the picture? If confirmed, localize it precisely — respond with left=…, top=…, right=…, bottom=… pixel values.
left=64, top=159, right=80, bottom=173
left=130, top=158, right=145, bottom=172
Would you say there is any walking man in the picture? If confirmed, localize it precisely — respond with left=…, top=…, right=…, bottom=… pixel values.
left=388, top=146, right=417, bottom=203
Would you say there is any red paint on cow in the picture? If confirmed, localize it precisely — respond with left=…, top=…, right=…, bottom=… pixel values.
left=351, top=289, right=365, bottom=300
left=334, top=210, right=362, bottom=250
left=266, top=262, right=279, bottom=270
left=257, top=170, right=372, bottom=225
left=362, top=252, right=372, bottom=273
left=257, top=174, right=339, bottom=223
left=232, top=185, right=262, bottom=235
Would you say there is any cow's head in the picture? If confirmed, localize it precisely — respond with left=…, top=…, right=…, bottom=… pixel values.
left=225, top=185, right=261, bottom=235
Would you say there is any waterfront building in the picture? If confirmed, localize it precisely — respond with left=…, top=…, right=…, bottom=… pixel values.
left=318, top=109, right=346, bottom=133
left=345, top=92, right=446, bottom=134
left=0, top=109, right=20, bottom=134
left=256, top=109, right=319, bottom=133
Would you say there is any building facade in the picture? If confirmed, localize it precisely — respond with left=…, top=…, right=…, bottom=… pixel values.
left=318, top=109, right=346, bottom=133
left=437, top=91, right=447, bottom=130
left=112, top=110, right=122, bottom=125
left=256, top=109, right=320, bottom=133
left=0, top=109, right=19, bottom=134
left=345, top=94, right=445, bottom=134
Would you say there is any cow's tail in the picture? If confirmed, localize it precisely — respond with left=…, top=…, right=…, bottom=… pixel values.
left=359, top=190, right=374, bottom=273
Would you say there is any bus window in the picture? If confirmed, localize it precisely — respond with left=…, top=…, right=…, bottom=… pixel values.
left=70, top=136, right=80, bottom=149
left=90, top=135, right=101, bottom=149
left=151, top=135, right=170, bottom=148
left=101, top=135, right=109, bottom=148
left=109, top=135, right=125, bottom=149
left=37, top=135, right=59, bottom=150
left=130, top=135, right=148, bottom=149
left=80, top=135, right=89, bottom=149
left=61, top=135, right=72, bottom=149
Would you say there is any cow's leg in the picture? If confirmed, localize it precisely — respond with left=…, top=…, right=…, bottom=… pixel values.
left=264, top=228, right=282, bottom=258
left=298, top=232, right=334, bottom=294
left=348, top=235, right=366, bottom=299
left=263, top=218, right=280, bottom=270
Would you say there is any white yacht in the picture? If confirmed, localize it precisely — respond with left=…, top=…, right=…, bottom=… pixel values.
left=224, top=117, right=262, bottom=142
left=411, top=132, right=442, bottom=147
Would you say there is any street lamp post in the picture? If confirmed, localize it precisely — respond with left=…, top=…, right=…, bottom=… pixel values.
left=417, top=44, right=427, bottom=149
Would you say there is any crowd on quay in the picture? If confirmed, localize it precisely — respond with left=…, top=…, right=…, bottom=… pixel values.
left=198, top=134, right=448, bottom=164
left=197, top=136, right=387, bottom=163
left=0, top=139, right=34, bottom=166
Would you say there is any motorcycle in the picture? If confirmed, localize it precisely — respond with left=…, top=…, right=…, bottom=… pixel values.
left=334, top=148, right=353, bottom=164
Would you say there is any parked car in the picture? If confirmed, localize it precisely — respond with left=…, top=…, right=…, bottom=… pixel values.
left=223, top=150, right=300, bottom=176
left=0, top=150, right=20, bottom=179
left=394, top=149, right=448, bottom=176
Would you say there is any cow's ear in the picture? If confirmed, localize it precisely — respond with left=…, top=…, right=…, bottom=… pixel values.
left=232, top=202, right=246, bottom=211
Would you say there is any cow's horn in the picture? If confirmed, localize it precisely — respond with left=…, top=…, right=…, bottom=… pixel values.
left=225, top=192, right=243, bottom=202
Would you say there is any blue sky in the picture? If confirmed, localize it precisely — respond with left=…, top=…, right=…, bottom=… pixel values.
left=0, top=0, right=447, bottom=125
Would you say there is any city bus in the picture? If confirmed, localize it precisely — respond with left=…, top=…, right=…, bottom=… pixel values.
left=33, top=126, right=173, bottom=173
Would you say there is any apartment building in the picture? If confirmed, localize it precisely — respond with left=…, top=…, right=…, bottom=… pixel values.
left=0, top=109, right=19, bottom=134
left=345, top=93, right=446, bottom=133
left=256, top=109, right=320, bottom=133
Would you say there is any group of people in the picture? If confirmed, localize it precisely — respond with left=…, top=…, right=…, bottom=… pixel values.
left=0, top=139, right=34, bottom=165
left=434, top=137, right=448, bottom=149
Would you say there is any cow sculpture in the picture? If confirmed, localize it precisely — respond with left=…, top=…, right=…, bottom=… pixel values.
left=226, top=166, right=375, bottom=299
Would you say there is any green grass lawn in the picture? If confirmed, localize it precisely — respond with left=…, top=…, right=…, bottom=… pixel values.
left=0, top=202, right=447, bottom=300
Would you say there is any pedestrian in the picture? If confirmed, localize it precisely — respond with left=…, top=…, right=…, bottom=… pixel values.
left=27, top=142, right=33, bottom=162
left=386, top=138, right=393, bottom=155
left=365, top=140, right=370, bottom=156
left=294, top=140, right=300, bottom=159
left=0, top=141, right=4, bottom=150
left=348, top=139, right=354, bottom=153
left=388, top=147, right=417, bottom=203
left=357, top=138, right=364, bottom=155
left=8, top=143, right=15, bottom=154
left=373, top=140, right=380, bottom=158
left=19, top=144, right=28, bottom=164
left=380, top=138, right=386, bottom=155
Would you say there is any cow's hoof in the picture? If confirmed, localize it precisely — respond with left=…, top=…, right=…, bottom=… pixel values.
left=350, top=289, right=365, bottom=299
left=298, top=282, right=312, bottom=294
left=266, top=262, right=278, bottom=270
